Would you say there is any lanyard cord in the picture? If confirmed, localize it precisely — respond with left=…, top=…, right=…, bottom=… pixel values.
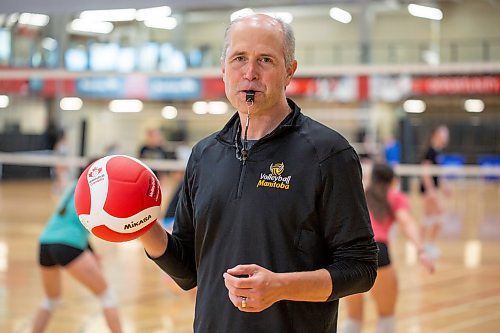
left=235, top=91, right=255, bottom=164
left=241, top=101, right=252, bottom=162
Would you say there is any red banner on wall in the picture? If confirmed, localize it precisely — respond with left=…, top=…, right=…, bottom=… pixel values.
left=201, top=77, right=225, bottom=99
left=412, top=76, right=500, bottom=95
left=0, top=80, right=29, bottom=94
left=42, top=79, right=75, bottom=96
left=4, top=74, right=500, bottom=101
left=286, top=78, right=318, bottom=95
left=287, top=77, right=358, bottom=102
left=198, top=77, right=360, bottom=101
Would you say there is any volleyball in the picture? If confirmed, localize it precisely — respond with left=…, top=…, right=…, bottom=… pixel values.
left=74, top=155, right=162, bottom=242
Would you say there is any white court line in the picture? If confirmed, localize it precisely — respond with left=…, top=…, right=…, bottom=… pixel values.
left=0, top=152, right=186, bottom=172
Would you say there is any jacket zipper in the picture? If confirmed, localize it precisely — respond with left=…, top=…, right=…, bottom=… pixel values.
left=236, top=162, right=246, bottom=199
left=235, top=140, right=254, bottom=199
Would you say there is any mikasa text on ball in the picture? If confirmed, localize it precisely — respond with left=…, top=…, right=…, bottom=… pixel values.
left=74, top=155, right=162, bottom=242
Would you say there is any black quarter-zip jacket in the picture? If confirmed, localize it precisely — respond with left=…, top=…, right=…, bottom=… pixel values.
left=151, top=99, right=378, bottom=332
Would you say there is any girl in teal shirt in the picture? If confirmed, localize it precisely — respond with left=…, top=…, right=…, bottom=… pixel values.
left=32, top=182, right=122, bottom=333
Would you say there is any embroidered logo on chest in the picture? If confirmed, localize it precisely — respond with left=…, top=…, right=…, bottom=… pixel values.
left=256, top=162, right=292, bottom=190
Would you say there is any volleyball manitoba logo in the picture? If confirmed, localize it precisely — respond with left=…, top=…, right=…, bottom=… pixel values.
left=257, top=162, right=291, bottom=190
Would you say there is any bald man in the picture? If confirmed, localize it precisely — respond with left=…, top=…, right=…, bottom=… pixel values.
left=140, top=14, right=377, bottom=332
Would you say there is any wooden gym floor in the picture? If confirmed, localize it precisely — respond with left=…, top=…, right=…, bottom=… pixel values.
left=0, top=179, right=499, bottom=333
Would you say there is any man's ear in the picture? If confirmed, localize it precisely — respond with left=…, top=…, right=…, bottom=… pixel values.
left=285, top=60, right=298, bottom=86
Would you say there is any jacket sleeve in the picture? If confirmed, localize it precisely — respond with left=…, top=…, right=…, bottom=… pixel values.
left=319, top=147, right=378, bottom=301
left=148, top=154, right=198, bottom=290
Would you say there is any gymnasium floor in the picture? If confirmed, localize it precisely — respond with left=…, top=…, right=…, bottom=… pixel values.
left=1, top=178, right=499, bottom=333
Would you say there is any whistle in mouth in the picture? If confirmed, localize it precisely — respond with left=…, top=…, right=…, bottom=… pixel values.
left=245, top=91, right=255, bottom=103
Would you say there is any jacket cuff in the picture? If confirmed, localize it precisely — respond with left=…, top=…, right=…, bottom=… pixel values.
left=325, top=259, right=378, bottom=301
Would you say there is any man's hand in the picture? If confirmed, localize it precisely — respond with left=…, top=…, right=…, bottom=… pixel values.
left=223, top=264, right=283, bottom=312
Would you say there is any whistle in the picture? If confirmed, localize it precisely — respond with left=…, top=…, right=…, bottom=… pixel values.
left=246, top=91, right=255, bottom=104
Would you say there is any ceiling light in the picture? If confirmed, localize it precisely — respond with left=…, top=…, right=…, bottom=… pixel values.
left=41, top=37, right=58, bottom=51
left=408, top=4, right=443, bottom=21
left=109, top=99, right=143, bottom=113
left=69, top=19, right=114, bottom=34
left=144, top=17, right=178, bottom=30
left=464, top=99, right=484, bottom=113
left=162, top=106, right=178, bottom=119
left=403, top=99, right=426, bottom=113
left=19, top=13, right=50, bottom=27
left=192, top=101, right=208, bottom=114
left=60, top=97, right=83, bottom=111
left=0, top=95, right=9, bottom=108
left=329, top=7, right=352, bottom=24
left=80, top=9, right=137, bottom=22
left=208, top=101, right=229, bottom=114
left=136, top=6, right=171, bottom=21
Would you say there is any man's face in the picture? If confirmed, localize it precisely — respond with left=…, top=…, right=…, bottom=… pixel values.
left=436, top=128, right=449, bottom=149
left=432, top=127, right=449, bottom=150
left=147, top=129, right=162, bottom=146
left=221, top=15, right=296, bottom=114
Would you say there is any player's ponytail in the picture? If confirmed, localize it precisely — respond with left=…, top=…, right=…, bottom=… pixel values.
left=365, top=163, right=395, bottom=222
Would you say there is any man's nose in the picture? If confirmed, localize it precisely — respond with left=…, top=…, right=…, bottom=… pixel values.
left=242, top=62, right=258, bottom=80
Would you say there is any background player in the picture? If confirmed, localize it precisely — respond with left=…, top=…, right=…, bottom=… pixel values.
left=342, top=163, right=435, bottom=333
left=32, top=177, right=122, bottom=333
left=420, top=125, right=450, bottom=258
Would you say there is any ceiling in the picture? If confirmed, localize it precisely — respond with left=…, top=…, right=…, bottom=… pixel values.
left=0, top=0, right=476, bottom=15
left=0, top=0, right=359, bottom=15
left=0, top=0, right=456, bottom=15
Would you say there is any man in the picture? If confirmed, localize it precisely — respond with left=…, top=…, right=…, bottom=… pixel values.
left=139, top=128, right=176, bottom=162
left=140, top=14, right=378, bottom=332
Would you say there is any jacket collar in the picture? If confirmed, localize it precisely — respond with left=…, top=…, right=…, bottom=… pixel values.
left=216, top=98, right=302, bottom=145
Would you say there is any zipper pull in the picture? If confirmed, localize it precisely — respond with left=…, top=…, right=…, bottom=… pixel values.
left=241, top=148, right=248, bottom=165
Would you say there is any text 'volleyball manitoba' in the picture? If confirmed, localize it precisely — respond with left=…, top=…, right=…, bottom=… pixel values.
left=256, top=162, right=292, bottom=190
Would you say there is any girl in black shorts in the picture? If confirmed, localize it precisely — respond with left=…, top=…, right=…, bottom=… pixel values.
left=342, top=164, right=435, bottom=333
left=32, top=182, right=122, bottom=333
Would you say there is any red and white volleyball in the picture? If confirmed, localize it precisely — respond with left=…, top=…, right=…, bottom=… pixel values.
left=74, top=155, right=162, bottom=242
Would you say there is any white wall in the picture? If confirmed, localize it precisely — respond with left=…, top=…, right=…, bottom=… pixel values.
left=0, top=96, right=47, bottom=134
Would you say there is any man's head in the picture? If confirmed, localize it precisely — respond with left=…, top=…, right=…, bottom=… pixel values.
left=146, top=128, right=163, bottom=147
left=431, top=125, right=449, bottom=150
left=221, top=14, right=295, bottom=69
left=221, top=14, right=297, bottom=114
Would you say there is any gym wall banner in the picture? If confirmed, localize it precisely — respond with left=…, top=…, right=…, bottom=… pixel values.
left=76, top=77, right=126, bottom=98
left=3, top=74, right=500, bottom=100
left=412, top=75, right=500, bottom=95
left=0, top=79, right=29, bottom=95
left=71, top=77, right=202, bottom=100
left=147, top=77, right=201, bottom=100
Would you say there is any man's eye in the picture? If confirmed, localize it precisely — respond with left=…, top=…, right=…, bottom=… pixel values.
left=261, top=58, right=272, bottom=63
left=235, top=56, right=245, bottom=62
